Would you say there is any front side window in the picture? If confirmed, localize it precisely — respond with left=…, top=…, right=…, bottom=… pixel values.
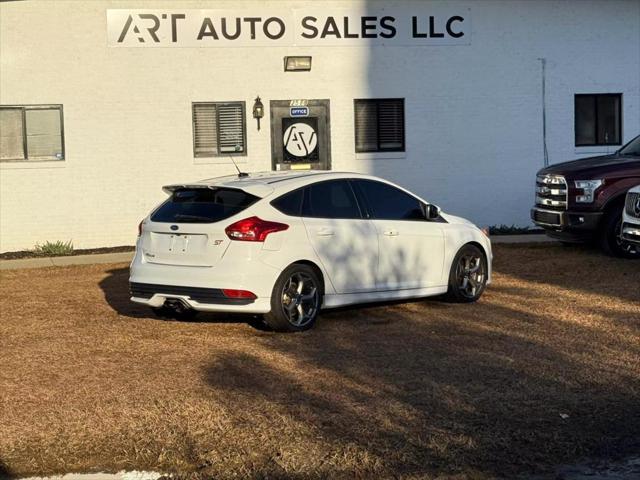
left=354, top=99, right=405, bottom=153
left=618, top=135, right=640, bottom=156
left=302, top=180, right=362, bottom=219
left=0, top=105, right=64, bottom=162
left=575, top=94, right=622, bottom=146
left=353, top=179, right=425, bottom=221
left=192, top=102, right=246, bottom=157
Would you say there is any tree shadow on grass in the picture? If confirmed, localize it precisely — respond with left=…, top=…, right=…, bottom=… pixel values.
left=199, top=297, right=640, bottom=479
left=0, top=459, right=13, bottom=480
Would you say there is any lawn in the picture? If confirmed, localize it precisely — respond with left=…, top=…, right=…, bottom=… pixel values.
left=0, top=244, right=639, bottom=479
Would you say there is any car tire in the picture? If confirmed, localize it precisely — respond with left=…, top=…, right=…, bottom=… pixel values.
left=263, top=264, right=322, bottom=332
left=444, top=244, right=488, bottom=303
left=599, top=205, right=639, bottom=258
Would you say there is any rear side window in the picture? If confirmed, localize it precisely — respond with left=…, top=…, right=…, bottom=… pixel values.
left=271, top=188, right=304, bottom=216
left=151, top=188, right=258, bottom=223
left=302, top=180, right=362, bottom=219
left=353, top=179, right=425, bottom=221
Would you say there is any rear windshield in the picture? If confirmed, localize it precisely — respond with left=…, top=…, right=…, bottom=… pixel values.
left=151, top=188, right=259, bottom=223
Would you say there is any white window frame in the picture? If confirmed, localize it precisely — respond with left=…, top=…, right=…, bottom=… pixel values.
left=192, top=101, right=247, bottom=158
left=0, top=105, right=65, bottom=163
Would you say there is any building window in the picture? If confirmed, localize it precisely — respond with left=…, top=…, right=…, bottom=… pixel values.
left=192, top=102, right=246, bottom=157
left=354, top=99, right=405, bottom=153
left=0, top=105, right=65, bottom=162
left=575, top=94, right=622, bottom=146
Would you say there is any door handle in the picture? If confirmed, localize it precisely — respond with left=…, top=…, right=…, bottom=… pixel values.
left=383, top=229, right=399, bottom=236
left=316, top=228, right=335, bottom=236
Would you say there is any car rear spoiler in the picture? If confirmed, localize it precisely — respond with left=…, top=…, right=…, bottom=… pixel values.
left=162, top=183, right=274, bottom=198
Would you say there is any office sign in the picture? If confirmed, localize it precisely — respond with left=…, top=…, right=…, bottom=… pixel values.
left=290, top=107, right=309, bottom=117
left=107, top=7, right=471, bottom=47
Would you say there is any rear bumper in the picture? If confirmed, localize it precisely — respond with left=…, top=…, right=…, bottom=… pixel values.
left=531, top=207, right=602, bottom=242
left=128, top=248, right=279, bottom=314
left=130, top=291, right=272, bottom=313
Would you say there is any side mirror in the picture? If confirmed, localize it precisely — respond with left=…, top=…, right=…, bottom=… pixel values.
left=422, top=203, right=442, bottom=220
left=424, top=203, right=441, bottom=220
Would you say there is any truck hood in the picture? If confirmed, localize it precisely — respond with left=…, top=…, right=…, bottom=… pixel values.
left=538, top=154, right=640, bottom=180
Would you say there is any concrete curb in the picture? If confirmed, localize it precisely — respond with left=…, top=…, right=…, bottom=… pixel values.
left=0, top=252, right=133, bottom=271
left=0, top=235, right=557, bottom=271
left=19, top=472, right=162, bottom=480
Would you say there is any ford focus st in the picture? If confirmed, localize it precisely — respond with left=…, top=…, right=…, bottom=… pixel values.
left=129, top=171, right=492, bottom=331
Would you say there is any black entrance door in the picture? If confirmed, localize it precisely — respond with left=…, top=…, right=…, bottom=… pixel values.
left=270, top=99, right=331, bottom=171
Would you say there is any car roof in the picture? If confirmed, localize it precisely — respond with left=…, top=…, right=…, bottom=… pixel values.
left=163, top=170, right=376, bottom=197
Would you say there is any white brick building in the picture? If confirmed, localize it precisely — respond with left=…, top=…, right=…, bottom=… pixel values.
left=1, top=0, right=638, bottom=252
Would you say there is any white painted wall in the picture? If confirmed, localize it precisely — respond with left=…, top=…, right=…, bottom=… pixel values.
left=1, top=0, right=639, bottom=252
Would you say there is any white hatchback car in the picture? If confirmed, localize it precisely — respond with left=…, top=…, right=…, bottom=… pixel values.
left=621, top=184, right=640, bottom=249
left=130, top=171, right=492, bottom=331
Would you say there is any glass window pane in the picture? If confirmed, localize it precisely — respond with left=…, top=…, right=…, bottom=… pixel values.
left=575, top=96, right=596, bottom=146
left=218, top=103, right=245, bottom=153
left=193, top=104, right=218, bottom=156
left=378, top=100, right=404, bottom=150
left=355, top=179, right=425, bottom=221
left=303, top=180, right=361, bottom=219
left=354, top=101, right=378, bottom=152
left=151, top=188, right=259, bottom=223
left=25, top=108, right=63, bottom=159
left=271, top=188, right=303, bottom=216
left=596, top=95, right=621, bottom=145
left=0, top=108, right=25, bottom=160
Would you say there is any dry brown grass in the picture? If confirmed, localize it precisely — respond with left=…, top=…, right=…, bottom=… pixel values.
left=0, top=244, right=638, bottom=479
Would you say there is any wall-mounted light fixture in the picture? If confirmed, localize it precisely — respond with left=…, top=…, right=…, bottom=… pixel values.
left=252, top=96, right=264, bottom=130
left=284, top=56, right=312, bottom=72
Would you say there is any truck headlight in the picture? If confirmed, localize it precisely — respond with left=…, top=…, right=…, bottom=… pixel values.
left=574, top=180, right=603, bottom=203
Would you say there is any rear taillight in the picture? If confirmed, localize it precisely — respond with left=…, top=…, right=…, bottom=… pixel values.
left=138, top=220, right=144, bottom=236
left=222, top=289, right=257, bottom=300
left=225, top=216, right=288, bottom=242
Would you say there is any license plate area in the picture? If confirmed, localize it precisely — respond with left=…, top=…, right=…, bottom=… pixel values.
left=151, top=232, right=207, bottom=254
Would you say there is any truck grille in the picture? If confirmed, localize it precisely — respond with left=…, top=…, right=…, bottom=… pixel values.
left=536, top=174, right=567, bottom=210
left=532, top=210, right=561, bottom=226
left=625, top=192, right=640, bottom=219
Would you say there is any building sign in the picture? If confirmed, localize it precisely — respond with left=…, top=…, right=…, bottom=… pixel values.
left=107, top=8, right=471, bottom=47
left=283, top=119, right=318, bottom=162
left=290, top=107, right=309, bottom=117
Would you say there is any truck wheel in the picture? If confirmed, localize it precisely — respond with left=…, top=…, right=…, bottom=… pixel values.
left=600, top=205, right=639, bottom=258
left=444, top=244, right=488, bottom=303
left=263, top=264, right=322, bottom=332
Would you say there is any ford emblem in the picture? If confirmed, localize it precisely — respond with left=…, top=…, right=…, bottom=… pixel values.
left=170, top=225, right=179, bottom=231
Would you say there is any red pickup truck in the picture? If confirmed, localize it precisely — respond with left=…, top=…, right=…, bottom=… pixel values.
left=531, top=135, right=640, bottom=258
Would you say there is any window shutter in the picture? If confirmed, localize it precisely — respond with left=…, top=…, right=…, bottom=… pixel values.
left=217, top=103, right=245, bottom=153
left=378, top=100, right=404, bottom=150
left=0, top=108, right=25, bottom=160
left=355, top=101, right=378, bottom=152
left=25, top=108, right=63, bottom=159
left=193, top=104, right=218, bottom=157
